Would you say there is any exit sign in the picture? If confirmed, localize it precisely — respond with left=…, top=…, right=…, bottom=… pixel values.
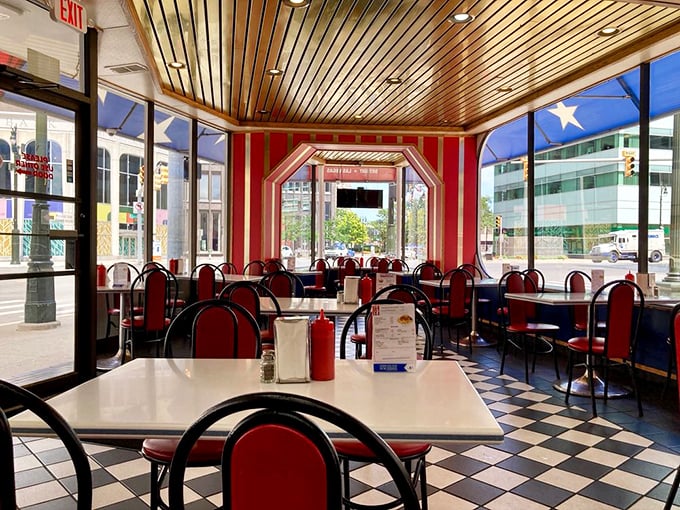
left=50, top=0, right=87, bottom=34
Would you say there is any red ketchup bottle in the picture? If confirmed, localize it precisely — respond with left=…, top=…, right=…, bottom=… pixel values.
left=360, top=275, right=373, bottom=304
left=97, top=264, right=107, bottom=286
left=169, top=258, right=178, bottom=274
left=310, top=309, right=335, bottom=381
left=625, top=271, right=635, bottom=281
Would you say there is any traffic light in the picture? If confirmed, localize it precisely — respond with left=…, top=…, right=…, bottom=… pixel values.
left=159, top=165, right=169, bottom=185
left=139, top=165, right=145, bottom=185
left=624, top=155, right=636, bottom=177
left=522, top=157, right=528, bottom=181
left=495, top=215, right=502, bottom=229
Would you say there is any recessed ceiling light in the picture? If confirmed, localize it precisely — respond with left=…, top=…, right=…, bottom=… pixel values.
left=266, top=68, right=283, bottom=76
left=257, top=109, right=270, bottom=114
left=598, top=26, right=620, bottom=36
left=354, top=114, right=363, bottom=120
left=283, top=0, right=310, bottom=7
left=385, top=77, right=402, bottom=85
left=448, top=12, right=474, bottom=24
left=167, top=61, right=185, bottom=69
left=497, top=86, right=513, bottom=93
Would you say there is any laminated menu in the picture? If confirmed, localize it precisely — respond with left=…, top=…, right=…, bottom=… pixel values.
left=375, top=272, right=397, bottom=292
left=371, top=302, right=417, bottom=372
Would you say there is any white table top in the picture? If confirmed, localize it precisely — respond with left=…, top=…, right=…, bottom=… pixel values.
left=11, top=358, right=502, bottom=443
left=419, top=278, right=497, bottom=288
left=504, top=291, right=678, bottom=306
left=260, top=297, right=360, bottom=316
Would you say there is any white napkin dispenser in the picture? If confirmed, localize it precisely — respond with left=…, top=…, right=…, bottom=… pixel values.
left=344, top=276, right=360, bottom=303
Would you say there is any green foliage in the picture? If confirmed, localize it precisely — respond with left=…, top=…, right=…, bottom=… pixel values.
left=325, top=209, right=368, bottom=248
left=480, top=196, right=494, bottom=229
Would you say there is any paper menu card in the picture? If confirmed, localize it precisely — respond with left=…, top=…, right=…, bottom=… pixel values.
left=375, top=272, right=397, bottom=293
left=371, top=303, right=417, bottom=372
left=112, top=265, right=130, bottom=287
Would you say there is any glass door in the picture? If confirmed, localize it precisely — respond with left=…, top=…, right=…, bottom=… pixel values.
left=0, top=91, right=79, bottom=387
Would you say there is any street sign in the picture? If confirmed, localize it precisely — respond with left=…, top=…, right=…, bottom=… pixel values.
left=133, top=201, right=143, bottom=213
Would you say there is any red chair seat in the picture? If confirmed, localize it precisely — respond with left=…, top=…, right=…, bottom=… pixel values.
left=142, top=438, right=225, bottom=464
left=507, top=322, right=559, bottom=334
left=107, top=307, right=121, bottom=315
left=121, top=316, right=172, bottom=329
left=567, top=336, right=605, bottom=355
left=333, top=439, right=430, bottom=459
left=350, top=333, right=366, bottom=343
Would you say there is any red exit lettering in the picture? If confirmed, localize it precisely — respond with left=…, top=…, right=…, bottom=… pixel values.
left=51, top=0, right=87, bottom=34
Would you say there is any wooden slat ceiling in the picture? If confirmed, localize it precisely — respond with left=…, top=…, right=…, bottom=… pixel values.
left=125, top=0, right=680, bottom=134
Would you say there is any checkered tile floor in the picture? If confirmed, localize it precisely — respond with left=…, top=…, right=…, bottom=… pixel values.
left=11, top=343, right=680, bottom=509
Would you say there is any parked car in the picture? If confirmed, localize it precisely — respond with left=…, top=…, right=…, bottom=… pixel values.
left=281, top=245, right=293, bottom=258
left=325, top=243, right=348, bottom=261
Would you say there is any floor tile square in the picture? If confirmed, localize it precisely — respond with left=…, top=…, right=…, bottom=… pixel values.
left=518, top=445, right=571, bottom=466
left=539, top=437, right=590, bottom=456
left=443, top=477, right=504, bottom=506
left=599, top=468, right=661, bottom=495
left=578, top=480, right=642, bottom=508
left=485, top=492, right=552, bottom=509
left=535, top=467, right=593, bottom=492
left=460, top=444, right=513, bottom=465
left=557, top=456, right=613, bottom=479
left=576, top=446, right=629, bottom=468
left=512, top=479, right=572, bottom=508
left=617, top=457, right=675, bottom=481
left=436, top=454, right=489, bottom=477
left=472, top=465, right=529, bottom=490
left=496, top=456, right=552, bottom=478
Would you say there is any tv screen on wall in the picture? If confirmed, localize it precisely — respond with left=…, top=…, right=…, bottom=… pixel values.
left=336, top=188, right=383, bottom=209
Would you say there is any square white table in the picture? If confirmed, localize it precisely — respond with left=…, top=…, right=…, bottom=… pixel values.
left=11, top=358, right=503, bottom=443
left=260, top=296, right=360, bottom=316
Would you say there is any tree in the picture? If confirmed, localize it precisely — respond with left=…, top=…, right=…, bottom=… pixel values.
left=333, top=209, right=368, bottom=248
left=367, top=209, right=388, bottom=251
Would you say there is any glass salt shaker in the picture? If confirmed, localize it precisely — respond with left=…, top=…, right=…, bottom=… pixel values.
left=260, top=349, right=276, bottom=383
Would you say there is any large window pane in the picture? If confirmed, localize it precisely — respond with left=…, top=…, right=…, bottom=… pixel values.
left=196, top=122, right=227, bottom=263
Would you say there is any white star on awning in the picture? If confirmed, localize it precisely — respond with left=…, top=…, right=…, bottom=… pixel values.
left=547, top=101, right=584, bottom=130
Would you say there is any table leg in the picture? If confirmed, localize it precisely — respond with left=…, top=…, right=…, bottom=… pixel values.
left=97, top=290, right=127, bottom=371
left=553, top=354, right=631, bottom=398
left=460, top=288, right=496, bottom=348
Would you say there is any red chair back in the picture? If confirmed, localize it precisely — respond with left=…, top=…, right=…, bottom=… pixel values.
left=445, top=269, right=468, bottom=320
left=505, top=271, right=528, bottom=327
left=523, top=274, right=538, bottom=320
left=568, top=271, right=588, bottom=330
left=225, top=284, right=260, bottom=318
left=219, top=262, right=238, bottom=275
left=377, top=258, right=390, bottom=273
left=604, top=282, right=635, bottom=359
left=143, top=269, right=169, bottom=331
left=314, top=259, right=327, bottom=288
left=193, top=305, right=238, bottom=358
left=197, top=265, right=216, bottom=301
left=244, top=260, right=265, bottom=276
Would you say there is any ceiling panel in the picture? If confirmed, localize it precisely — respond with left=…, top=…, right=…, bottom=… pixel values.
left=121, top=0, right=680, bottom=133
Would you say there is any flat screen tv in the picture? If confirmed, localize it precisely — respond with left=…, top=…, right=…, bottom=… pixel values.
left=336, top=188, right=383, bottom=209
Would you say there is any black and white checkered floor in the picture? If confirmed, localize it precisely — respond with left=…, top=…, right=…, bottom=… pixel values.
left=11, top=343, right=680, bottom=509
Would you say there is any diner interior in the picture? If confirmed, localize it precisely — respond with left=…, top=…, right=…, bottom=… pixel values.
left=5, top=0, right=680, bottom=508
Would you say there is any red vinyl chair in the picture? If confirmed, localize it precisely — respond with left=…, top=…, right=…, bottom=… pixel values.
left=218, top=261, right=239, bottom=275
left=376, top=257, right=390, bottom=273
left=305, top=258, right=330, bottom=296
left=338, top=299, right=432, bottom=510
left=243, top=259, right=265, bottom=276
left=336, top=257, right=360, bottom=291
left=121, top=267, right=174, bottom=361
left=413, top=262, right=443, bottom=307
left=0, top=380, right=92, bottom=510
left=390, top=258, right=409, bottom=272
left=564, top=279, right=644, bottom=417
left=432, top=268, right=471, bottom=354
left=142, top=299, right=261, bottom=510
left=664, top=303, right=680, bottom=509
left=261, top=269, right=306, bottom=298
left=167, top=393, right=420, bottom=510
left=190, top=263, right=225, bottom=301
left=500, top=271, right=560, bottom=383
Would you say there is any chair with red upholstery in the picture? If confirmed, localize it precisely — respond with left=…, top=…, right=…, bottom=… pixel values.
left=376, top=257, right=390, bottom=273
left=167, top=392, right=420, bottom=510
left=366, top=256, right=380, bottom=271
left=335, top=257, right=360, bottom=292
left=564, top=270, right=593, bottom=333
left=0, top=379, right=92, bottom=510
left=390, top=258, right=409, bottom=272
left=458, top=263, right=491, bottom=332
left=264, top=258, right=286, bottom=273
left=243, top=259, right=266, bottom=276
left=143, top=299, right=262, bottom=510
left=412, top=262, right=443, bottom=307
left=121, top=267, right=175, bottom=360
left=664, top=303, right=680, bottom=509
left=500, top=271, right=560, bottom=383
left=261, top=269, right=306, bottom=298
left=190, top=263, right=225, bottom=301
left=305, top=258, right=330, bottom=297
left=218, top=261, right=239, bottom=275
left=432, top=268, right=472, bottom=354
left=338, top=299, right=432, bottom=509
left=564, top=279, right=644, bottom=417
left=219, top=280, right=282, bottom=348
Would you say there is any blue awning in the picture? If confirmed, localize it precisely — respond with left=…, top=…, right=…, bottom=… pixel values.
left=481, top=50, right=680, bottom=166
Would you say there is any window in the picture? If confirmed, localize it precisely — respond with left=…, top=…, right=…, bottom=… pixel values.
left=97, top=148, right=111, bottom=203
left=119, top=154, right=142, bottom=206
